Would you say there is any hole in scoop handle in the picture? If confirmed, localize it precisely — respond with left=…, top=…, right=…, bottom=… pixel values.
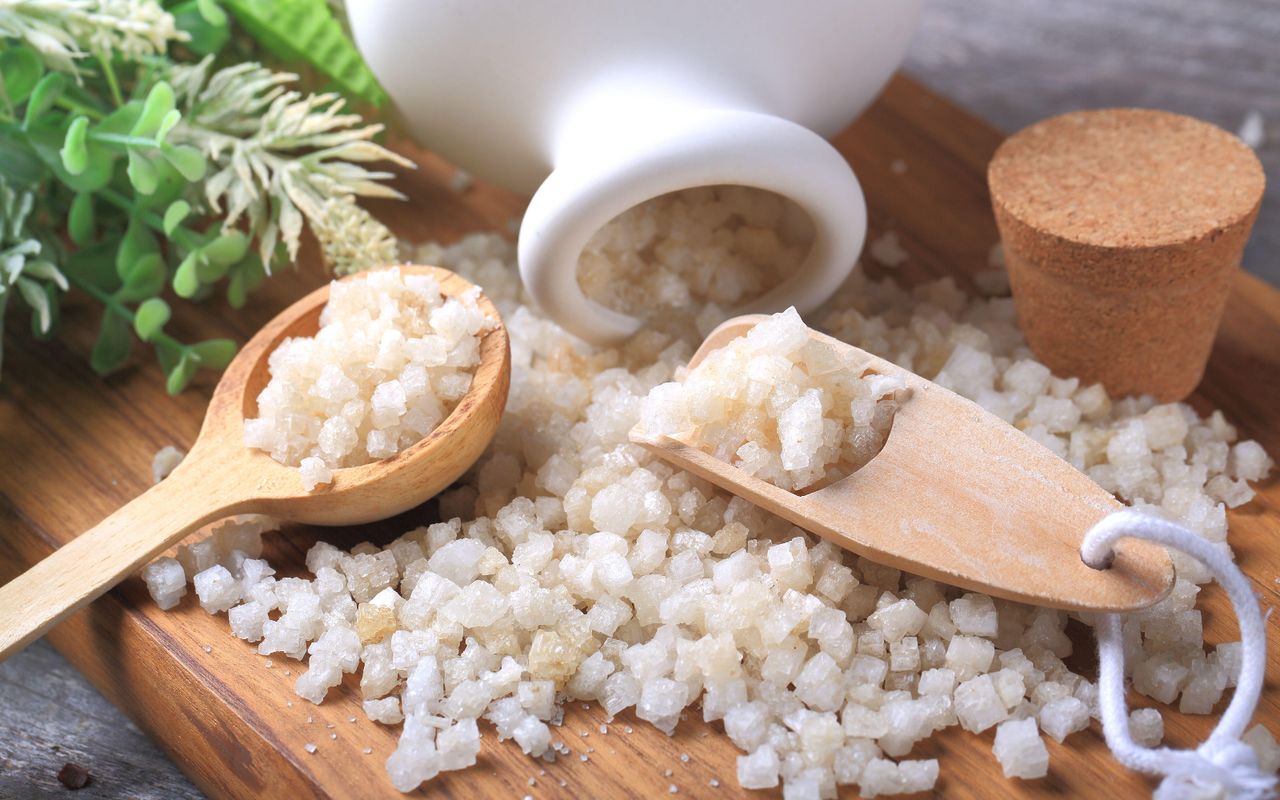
left=0, top=455, right=251, bottom=662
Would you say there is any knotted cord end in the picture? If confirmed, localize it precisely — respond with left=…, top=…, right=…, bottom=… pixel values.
left=1153, top=741, right=1276, bottom=800
left=1085, top=509, right=1275, bottom=800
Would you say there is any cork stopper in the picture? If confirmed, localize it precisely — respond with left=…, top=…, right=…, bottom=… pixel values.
left=988, top=108, right=1264, bottom=401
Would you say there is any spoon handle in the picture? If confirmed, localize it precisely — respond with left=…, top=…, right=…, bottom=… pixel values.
left=0, top=454, right=250, bottom=661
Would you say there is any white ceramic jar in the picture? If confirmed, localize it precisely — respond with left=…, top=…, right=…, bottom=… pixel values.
left=349, top=0, right=922, bottom=342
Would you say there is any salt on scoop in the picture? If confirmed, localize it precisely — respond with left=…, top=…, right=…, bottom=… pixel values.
left=243, top=267, right=494, bottom=491
left=640, top=307, right=905, bottom=492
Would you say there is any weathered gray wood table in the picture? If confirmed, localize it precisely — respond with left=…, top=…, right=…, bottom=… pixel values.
left=1, top=1, right=1275, bottom=797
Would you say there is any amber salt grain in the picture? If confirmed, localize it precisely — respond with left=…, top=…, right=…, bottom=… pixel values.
left=988, top=108, right=1264, bottom=401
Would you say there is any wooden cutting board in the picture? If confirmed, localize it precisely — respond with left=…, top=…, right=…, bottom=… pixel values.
left=1, top=74, right=1278, bottom=799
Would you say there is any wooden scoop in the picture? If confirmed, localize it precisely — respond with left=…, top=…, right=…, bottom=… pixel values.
left=0, top=266, right=510, bottom=661
left=630, top=314, right=1173, bottom=612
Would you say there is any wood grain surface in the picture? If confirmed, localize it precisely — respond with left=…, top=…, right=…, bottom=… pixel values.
left=2, top=0, right=1279, bottom=793
left=1, top=70, right=1278, bottom=800
left=7, top=3, right=1277, bottom=795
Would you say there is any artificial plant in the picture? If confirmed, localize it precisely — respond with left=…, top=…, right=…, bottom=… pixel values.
left=0, top=0, right=407, bottom=392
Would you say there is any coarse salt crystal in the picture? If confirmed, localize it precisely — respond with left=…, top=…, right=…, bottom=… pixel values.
left=992, top=717, right=1049, bottom=779
left=869, top=230, right=909, bottom=267
left=1128, top=708, right=1163, bottom=747
left=141, top=557, right=186, bottom=610
left=151, top=445, right=185, bottom=483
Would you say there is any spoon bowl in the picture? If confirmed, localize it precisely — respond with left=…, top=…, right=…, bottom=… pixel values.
left=0, top=265, right=510, bottom=660
left=201, top=265, right=510, bottom=525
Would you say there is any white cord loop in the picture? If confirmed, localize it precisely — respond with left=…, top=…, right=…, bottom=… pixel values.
left=1083, top=509, right=1276, bottom=799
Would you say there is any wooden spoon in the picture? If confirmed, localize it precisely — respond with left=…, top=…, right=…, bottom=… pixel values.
left=630, top=314, right=1173, bottom=612
left=0, top=266, right=510, bottom=661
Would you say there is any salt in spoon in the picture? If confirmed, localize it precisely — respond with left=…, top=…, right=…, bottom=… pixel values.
left=630, top=314, right=1173, bottom=612
left=0, top=265, right=510, bottom=661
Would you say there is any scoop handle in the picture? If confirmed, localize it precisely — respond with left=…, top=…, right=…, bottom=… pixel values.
left=0, top=453, right=249, bottom=661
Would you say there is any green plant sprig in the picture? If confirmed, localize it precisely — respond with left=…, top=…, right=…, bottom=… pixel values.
left=0, top=0, right=404, bottom=392
left=66, top=265, right=235, bottom=393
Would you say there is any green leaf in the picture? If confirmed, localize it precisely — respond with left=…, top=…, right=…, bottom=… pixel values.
left=173, top=251, right=202, bottom=298
left=155, top=341, right=180, bottom=375
left=164, top=200, right=191, bottom=236
left=96, top=100, right=143, bottom=137
left=195, top=231, right=248, bottom=284
left=226, top=254, right=267, bottom=309
left=0, top=47, right=42, bottom=107
left=115, top=253, right=166, bottom=302
left=59, top=116, right=91, bottom=175
left=190, top=338, right=236, bottom=370
left=222, top=0, right=388, bottom=107
left=227, top=270, right=248, bottom=308
left=171, top=0, right=232, bottom=55
left=131, top=82, right=176, bottom=139
left=23, top=73, right=66, bottom=129
left=27, top=126, right=113, bottom=192
left=195, top=254, right=230, bottom=283
left=65, top=240, right=120, bottom=292
left=0, top=134, right=46, bottom=186
left=15, top=276, right=51, bottom=332
left=196, top=0, right=228, bottom=26
left=159, top=143, right=206, bottom=181
left=68, top=192, right=95, bottom=245
left=155, top=109, right=181, bottom=143
left=90, top=310, right=131, bottom=375
left=166, top=352, right=198, bottom=395
left=116, top=216, right=159, bottom=280
left=134, top=297, right=170, bottom=341
left=203, top=231, right=248, bottom=267
left=240, top=253, right=267, bottom=289
left=131, top=157, right=186, bottom=211
left=30, top=100, right=135, bottom=192
left=127, top=147, right=159, bottom=194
